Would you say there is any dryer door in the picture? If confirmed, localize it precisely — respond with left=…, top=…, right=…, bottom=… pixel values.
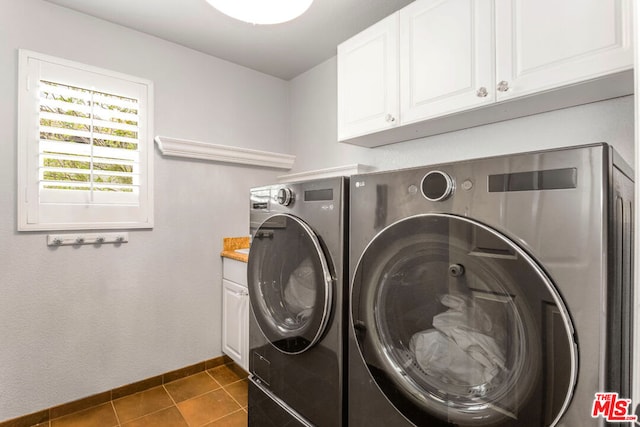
left=351, top=214, right=577, bottom=426
left=248, top=213, right=333, bottom=355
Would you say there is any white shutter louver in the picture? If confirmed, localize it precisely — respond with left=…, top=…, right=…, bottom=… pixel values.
left=39, top=80, right=140, bottom=205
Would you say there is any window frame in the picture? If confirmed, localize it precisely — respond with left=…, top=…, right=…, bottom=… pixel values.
left=17, top=49, right=154, bottom=231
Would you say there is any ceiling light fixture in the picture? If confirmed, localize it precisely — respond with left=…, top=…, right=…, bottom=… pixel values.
left=205, top=0, right=314, bottom=25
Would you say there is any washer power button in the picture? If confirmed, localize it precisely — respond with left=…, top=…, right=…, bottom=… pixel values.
left=421, top=171, right=454, bottom=201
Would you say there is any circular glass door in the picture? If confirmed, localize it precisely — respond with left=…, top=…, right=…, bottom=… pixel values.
left=351, top=214, right=577, bottom=426
left=248, top=213, right=333, bottom=355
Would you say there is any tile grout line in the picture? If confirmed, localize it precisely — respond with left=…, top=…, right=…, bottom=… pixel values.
left=220, top=376, right=249, bottom=415
left=198, top=407, right=245, bottom=427
left=47, top=401, right=119, bottom=427
left=110, top=400, right=122, bottom=427
left=120, top=405, right=183, bottom=427
left=220, top=384, right=246, bottom=411
left=161, top=383, right=190, bottom=427
left=204, top=370, right=216, bottom=382
left=166, top=381, right=240, bottom=427
left=205, top=365, right=249, bottom=410
left=198, top=370, right=223, bottom=390
left=162, top=382, right=232, bottom=427
left=163, top=371, right=227, bottom=402
left=110, top=386, right=176, bottom=426
left=166, top=385, right=226, bottom=404
left=204, top=366, right=248, bottom=388
left=227, top=408, right=247, bottom=417
left=163, top=383, right=179, bottom=407
left=176, top=369, right=246, bottom=427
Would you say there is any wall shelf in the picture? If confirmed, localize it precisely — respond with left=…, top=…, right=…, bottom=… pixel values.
left=154, top=136, right=295, bottom=170
left=277, top=164, right=374, bottom=183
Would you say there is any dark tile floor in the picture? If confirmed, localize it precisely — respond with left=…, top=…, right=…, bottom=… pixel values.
left=32, top=364, right=248, bottom=427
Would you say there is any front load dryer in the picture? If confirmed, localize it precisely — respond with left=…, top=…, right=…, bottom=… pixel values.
left=247, top=177, right=348, bottom=427
left=348, top=143, right=633, bottom=426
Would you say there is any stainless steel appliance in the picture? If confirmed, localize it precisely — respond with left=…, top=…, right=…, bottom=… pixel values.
left=348, top=143, right=633, bottom=426
left=247, top=177, right=348, bottom=427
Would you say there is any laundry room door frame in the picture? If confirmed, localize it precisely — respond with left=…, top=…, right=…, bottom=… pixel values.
left=633, top=2, right=640, bottom=417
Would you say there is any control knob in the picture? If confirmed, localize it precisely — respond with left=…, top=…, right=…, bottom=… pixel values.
left=276, top=187, right=294, bottom=206
left=421, top=171, right=454, bottom=201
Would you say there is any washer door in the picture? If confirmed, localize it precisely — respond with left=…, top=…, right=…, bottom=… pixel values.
left=248, top=214, right=333, bottom=355
left=351, top=214, right=577, bottom=426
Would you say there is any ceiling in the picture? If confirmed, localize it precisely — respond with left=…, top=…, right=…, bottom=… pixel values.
left=44, top=0, right=414, bottom=80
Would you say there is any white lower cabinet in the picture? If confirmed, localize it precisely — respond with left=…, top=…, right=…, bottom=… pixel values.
left=222, top=258, right=249, bottom=371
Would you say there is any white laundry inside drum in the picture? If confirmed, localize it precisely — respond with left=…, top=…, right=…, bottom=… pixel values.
left=410, top=294, right=507, bottom=388
left=283, top=257, right=317, bottom=325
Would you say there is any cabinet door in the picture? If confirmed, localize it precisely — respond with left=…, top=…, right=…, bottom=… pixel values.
left=399, top=0, right=494, bottom=124
left=222, top=279, right=248, bottom=369
left=337, top=12, right=399, bottom=141
left=495, top=0, right=632, bottom=101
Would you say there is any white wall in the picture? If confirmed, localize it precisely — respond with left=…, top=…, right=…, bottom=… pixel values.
left=0, top=0, right=290, bottom=421
left=290, top=57, right=634, bottom=173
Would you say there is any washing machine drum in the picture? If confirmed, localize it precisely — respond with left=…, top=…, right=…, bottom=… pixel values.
left=248, top=213, right=333, bottom=355
left=351, top=214, right=577, bottom=426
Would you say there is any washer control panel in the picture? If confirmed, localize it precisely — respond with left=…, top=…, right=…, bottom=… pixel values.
left=421, top=171, right=454, bottom=201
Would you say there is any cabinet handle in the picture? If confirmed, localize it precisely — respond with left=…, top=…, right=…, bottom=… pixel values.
left=476, top=87, right=488, bottom=97
left=385, top=113, right=396, bottom=123
left=497, top=80, right=510, bottom=92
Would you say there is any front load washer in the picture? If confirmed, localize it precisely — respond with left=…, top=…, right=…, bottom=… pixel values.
left=348, top=143, right=633, bottom=426
left=247, top=177, right=348, bottom=427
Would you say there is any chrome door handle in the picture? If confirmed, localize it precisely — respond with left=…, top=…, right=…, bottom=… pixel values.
left=476, top=87, right=488, bottom=97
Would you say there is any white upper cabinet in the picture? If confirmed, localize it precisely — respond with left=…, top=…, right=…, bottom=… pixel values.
left=495, top=0, right=633, bottom=101
left=337, top=12, right=399, bottom=141
left=337, top=0, right=633, bottom=147
left=400, top=0, right=494, bottom=123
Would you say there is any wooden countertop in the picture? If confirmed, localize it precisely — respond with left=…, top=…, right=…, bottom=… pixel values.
left=220, top=236, right=250, bottom=263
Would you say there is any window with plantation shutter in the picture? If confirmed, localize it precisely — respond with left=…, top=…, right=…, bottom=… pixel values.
left=39, top=80, right=139, bottom=200
left=18, top=50, right=154, bottom=231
